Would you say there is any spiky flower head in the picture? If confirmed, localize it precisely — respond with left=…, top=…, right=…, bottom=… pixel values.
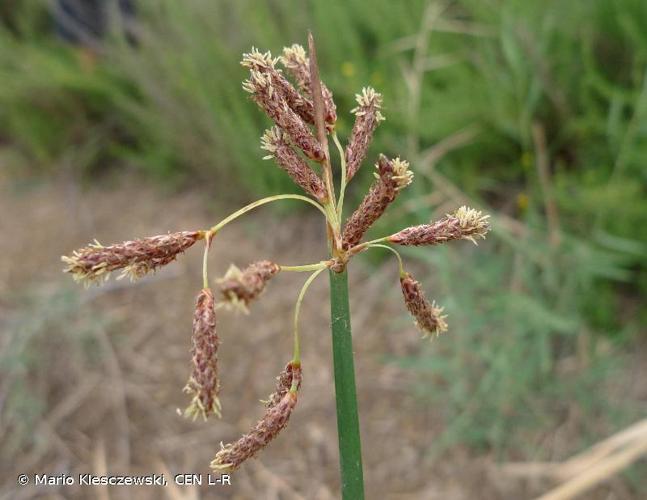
left=280, top=43, right=337, bottom=130
left=217, top=260, right=281, bottom=313
left=389, top=157, right=414, bottom=191
left=351, top=87, right=385, bottom=119
left=342, top=155, right=412, bottom=249
left=241, top=47, right=279, bottom=71
left=243, top=69, right=324, bottom=162
left=279, top=44, right=309, bottom=87
left=345, top=87, right=385, bottom=180
left=61, top=231, right=203, bottom=286
left=211, top=363, right=301, bottom=472
left=261, top=127, right=327, bottom=202
left=183, top=288, right=221, bottom=420
left=242, top=47, right=316, bottom=127
left=400, top=273, right=448, bottom=338
left=389, top=206, right=491, bottom=246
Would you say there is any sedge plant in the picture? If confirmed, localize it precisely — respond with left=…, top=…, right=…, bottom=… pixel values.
left=62, top=33, right=490, bottom=498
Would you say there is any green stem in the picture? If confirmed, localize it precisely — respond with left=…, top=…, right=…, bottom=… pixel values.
left=357, top=235, right=389, bottom=248
left=329, top=269, right=364, bottom=500
left=202, top=237, right=211, bottom=289
left=280, top=262, right=329, bottom=273
left=367, top=243, right=405, bottom=277
left=292, top=267, right=327, bottom=364
left=333, top=132, right=347, bottom=218
left=208, top=194, right=328, bottom=234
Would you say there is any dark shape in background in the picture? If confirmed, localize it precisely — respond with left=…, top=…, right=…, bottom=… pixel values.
left=52, top=0, right=136, bottom=48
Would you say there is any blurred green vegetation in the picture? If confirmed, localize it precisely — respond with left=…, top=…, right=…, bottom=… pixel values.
left=1, top=0, right=645, bottom=462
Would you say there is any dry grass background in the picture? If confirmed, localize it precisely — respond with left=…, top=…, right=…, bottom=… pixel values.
left=1, top=171, right=644, bottom=500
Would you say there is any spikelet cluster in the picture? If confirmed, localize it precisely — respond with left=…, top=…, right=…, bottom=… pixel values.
left=184, top=288, right=221, bottom=420
left=261, top=127, right=327, bottom=202
left=400, top=273, right=448, bottom=338
left=242, top=48, right=316, bottom=126
left=217, top=260, right=281, bottom=313
left=280, top=44, right=337, bottom=130
left=62, top=37, right=492, bottom=476
left=61, top=231, right=203, bottom=286
left=389, top=206, right=491, bottom=246
left=243, top=70, right=325, bottom=162
left=342, top=155, right=413, bottom=249
left=211, top=363, right=302, bottom=472
left=345, top=87, right=386, bottom=181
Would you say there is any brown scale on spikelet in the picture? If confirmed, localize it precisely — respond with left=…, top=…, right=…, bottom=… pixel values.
left=261, top=127, right=327, bottom=202
left=242, top=48, right=316, bottom=127
left=345, top=87, right=385, bottom=181
left=217, top=260, right=280, bottom=313
left=389, top=206, right=491, bottom=247
left=400, top=273, right=448, bottom=338
left=263, top=361, right=302, bottom=408
left=183, top=288, right=221, bottom=420
left=61, top=231, right=204, bottom=286
left=280, top=44, right=337, bottom=131
left=243, top=69, right=325, bottom=162
left=342, top=155, right=413, bottom=249
left=211, top=363, right=301, bottom=472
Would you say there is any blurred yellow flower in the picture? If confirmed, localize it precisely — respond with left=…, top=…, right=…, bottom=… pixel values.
left=341, top=61, right=355, bottom=77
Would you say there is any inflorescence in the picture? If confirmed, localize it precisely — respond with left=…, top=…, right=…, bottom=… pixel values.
left=62, top=35, right=490, bottom=472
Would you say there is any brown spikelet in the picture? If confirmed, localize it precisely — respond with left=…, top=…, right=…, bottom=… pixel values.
left=345, top=87, right=385, bottom=181
left=183, top=288, right=221, bottom=420
left=389, top=206, right=491, bottom=247
left=342, top=155, right=413, bottom=249
left=243, top=69, right=324, bottom=162
left=242, top=48, right=316, bottom=127
left=61, top=231, right=203, bottom=286
left=261, top=127, right=327, bottom=202
left=217, top=260, right=281, bottom=313
left=280, top=44, right=337, bottom=131
left=400, top=273, right=448, bottom=338
left=264, top=361, right=302, bottom=409
left=211, top=364, right=301, bottom=472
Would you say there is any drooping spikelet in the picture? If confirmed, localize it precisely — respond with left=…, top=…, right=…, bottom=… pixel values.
left=242, top=48, right=316, bottom=127
left=400, top=273, right=448, bottom=338
left=389, top=206, right=491, bottom=246
left=264, top=361, right=302, bottom=409
left=280, top=44, right=337, bottom=130
left=345, top=87, right=385, bottom=181
left=342, top=155, right=413, bottom=249
left=183, top=288, right=221, bottom=420
left=211, top=363, right=301, bottom=472
left=261, top=127, right=327, bottom=202
left=62, top=231, right=204, bottom=286
left=217, top=260, right=281, bottom=313
left=243, top=69, right=325, bottom=162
